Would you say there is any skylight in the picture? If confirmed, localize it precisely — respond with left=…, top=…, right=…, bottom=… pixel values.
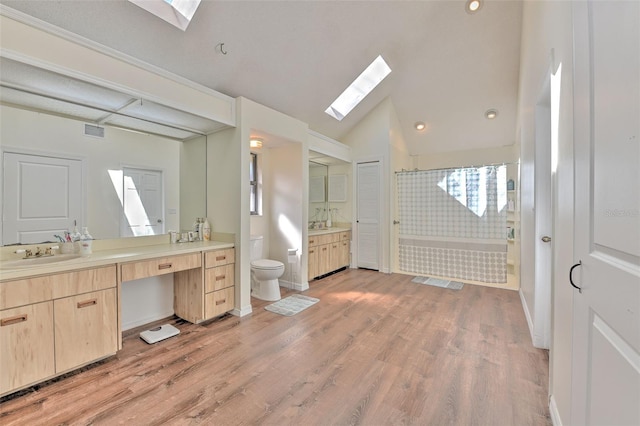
left=128, top=0, right=201, bottom=31
left=325, top=55, right=392, bottom=121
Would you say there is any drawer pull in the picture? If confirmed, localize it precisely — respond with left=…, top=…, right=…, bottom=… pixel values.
left=77, top=299, right=97, bottom=309
left=215, top=275, right=226, bottom=281
left=309, top=250, right=315, bottom=254
left=216, top=255, right=226, bottom=261
left=1, top=314, right=28, bottom=326
left=215, top=299, right=226, bottom=305
left=309, top=239, right=315, bottom=244
left=158, top=263, right=173, bottom=270
left=322, top=247, right=327, bottom=251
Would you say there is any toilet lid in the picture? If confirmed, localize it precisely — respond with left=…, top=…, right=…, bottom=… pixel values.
left=251, top=259, right=284, bottom=270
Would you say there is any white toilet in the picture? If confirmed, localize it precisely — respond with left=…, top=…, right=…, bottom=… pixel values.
left=250, top=235, right=285, bottom=301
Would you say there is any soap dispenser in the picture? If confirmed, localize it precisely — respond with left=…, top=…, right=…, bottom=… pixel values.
left=203, top=218, right=211, bottom=241
left=79, top=227, right=93, bottom=256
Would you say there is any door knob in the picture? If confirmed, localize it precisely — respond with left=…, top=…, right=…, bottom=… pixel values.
left=541, top=236, right=551, bottom=243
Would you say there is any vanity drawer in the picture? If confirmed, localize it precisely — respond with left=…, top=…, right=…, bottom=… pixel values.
left=340, top=231, right=351, bottom=241
left=204, top=248, right=235, bottom=268
left=121, top=253, right=201, bottom=281
left=205, top=264, right=235, bottom=293
left=0, top=266, right=116, bottom=310
left=205, top=286, right=235, bottom=319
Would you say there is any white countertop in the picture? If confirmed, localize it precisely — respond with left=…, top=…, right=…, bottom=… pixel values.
left=308, top=227, right=351, bottom=236
left=0, top=240, right=234, bottom=281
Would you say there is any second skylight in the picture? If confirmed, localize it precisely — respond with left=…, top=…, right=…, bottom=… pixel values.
left=325, top=55, right=392, bottom=121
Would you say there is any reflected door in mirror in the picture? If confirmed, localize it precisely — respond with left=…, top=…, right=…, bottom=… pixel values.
left=2, top=152, right=82, bottom=245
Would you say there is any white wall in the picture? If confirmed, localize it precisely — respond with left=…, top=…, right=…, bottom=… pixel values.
left=517, top=2, right=575, bottom=424
left=180, top=136, right=207, bottom=232
left=269, top=143, right=304, bottom=287
left=0, top=105, right=181, bottom=240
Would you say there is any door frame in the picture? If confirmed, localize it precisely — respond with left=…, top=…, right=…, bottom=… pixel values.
left=353, top=156, right=385, bottom=272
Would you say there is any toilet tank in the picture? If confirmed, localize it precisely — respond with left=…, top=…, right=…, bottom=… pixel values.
left=250, top=235, right=263, bottom=261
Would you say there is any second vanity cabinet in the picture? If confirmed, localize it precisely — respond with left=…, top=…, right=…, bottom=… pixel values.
left=308, top=230, right=351, bottom=280
left=0, top=265, right=118, bottom=396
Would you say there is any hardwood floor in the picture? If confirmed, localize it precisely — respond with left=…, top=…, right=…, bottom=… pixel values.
left=0, top=269, right=551, bottom=425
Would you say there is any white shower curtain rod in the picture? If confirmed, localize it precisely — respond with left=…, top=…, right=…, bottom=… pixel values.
left=394, top=162, right=517, bottom=174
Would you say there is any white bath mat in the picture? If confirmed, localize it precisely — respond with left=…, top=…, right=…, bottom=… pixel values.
left=140, top=324, right=180, bottom=344
left=411, top=276, right=465, bottom=290
left=265, top=294, right=319, bottom=316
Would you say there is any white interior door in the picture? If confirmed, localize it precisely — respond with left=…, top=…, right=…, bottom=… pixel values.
left=533, top=72, right=553, bottom=349
left=356, top=161, right=380, bottom=270
left=2, top=152, right=82, bottom=244
left=122, top=168, right=164, bottom=237
left=572, top=2, right=640, bottom=425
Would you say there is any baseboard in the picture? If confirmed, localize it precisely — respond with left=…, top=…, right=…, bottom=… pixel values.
left=279, top=279, right=309, bottom=292
left=519, top=289, right=537, bottom=346
left=122, top=309, right=175, bottom=331
left=231, top=305, right=252, bottom=317
left=549, top=395, right=563, bottom=426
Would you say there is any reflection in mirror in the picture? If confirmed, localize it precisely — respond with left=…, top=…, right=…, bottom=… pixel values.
left=0, top=105, right=184, bottom=245
left=309, top=160, right=328, bottom=227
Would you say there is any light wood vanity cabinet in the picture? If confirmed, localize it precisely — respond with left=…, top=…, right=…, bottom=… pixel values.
left=0, top=265, right=117, bottom=396
left=174, top=248, right=235, bottom=324
left=0, top=301, right=55, bottom=394
left=308, top=230, right=351, bottom=280
left=204, top=248, right=235, bottom=320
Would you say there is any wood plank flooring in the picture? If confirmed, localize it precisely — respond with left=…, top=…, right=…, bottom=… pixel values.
left=0, top=269, right=551, bottom=425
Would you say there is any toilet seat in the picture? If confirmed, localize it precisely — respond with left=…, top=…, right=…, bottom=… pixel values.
left=251, top=259, right=284, bottom=270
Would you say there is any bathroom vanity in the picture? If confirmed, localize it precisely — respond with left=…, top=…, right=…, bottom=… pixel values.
left=0, top=239, right=235, bottom=397
left=308, top=228, right=351, bottom=280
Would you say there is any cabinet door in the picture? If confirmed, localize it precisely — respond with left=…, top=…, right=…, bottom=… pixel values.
left=308, top=246, right=319, bottom=280
left=338, top=240, right=350, bottom=268
left=330, top=242, right=341, bottom=271
left=318, top=244, right=331, bottom=276
left=0, top=302, right=55, bottom=394
left=54, top=289, right=118, bottom=373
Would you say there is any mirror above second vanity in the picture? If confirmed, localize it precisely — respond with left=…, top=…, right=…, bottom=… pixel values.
left=308, top=150, right=352, bottom=230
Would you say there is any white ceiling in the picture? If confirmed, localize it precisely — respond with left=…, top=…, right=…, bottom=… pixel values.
left=1, top=0, right=523, bottom=155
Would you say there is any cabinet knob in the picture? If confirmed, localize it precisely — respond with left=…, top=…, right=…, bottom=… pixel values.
left=1, top=314, right=28, bottom=326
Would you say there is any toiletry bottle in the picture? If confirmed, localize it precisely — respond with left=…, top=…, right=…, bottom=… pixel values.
left=193, top=218, right=200, bottom=240
left=326, top=208, right=332, bottom=228
left=71, top=223, right=82, bottom=253
left=79, top=227, right=93, bottom=256
left=198, top=218, right=204, bottom=241
left=203, top=218, right=211, bottom=241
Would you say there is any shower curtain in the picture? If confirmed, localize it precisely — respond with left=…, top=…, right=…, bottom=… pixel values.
left=397, top=165, right=508, bottom=284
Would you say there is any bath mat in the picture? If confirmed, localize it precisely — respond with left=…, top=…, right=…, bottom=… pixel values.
left=411, top=276, right=464, bottom=290
left=265, top=294, right=319, bottom=316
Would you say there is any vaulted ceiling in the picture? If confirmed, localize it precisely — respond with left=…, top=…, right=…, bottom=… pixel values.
left=1, top=0, right=523, bottom=155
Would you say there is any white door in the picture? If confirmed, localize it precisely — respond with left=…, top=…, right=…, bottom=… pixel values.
left=572, top=2, right=640, bottom=425
left=533, top=71, right=554, bottom=349
left=121, top=168, right=164, bottom=237
left=2, top=152, right=82, bottom=244
left=356, top=161, right=380, bottom=270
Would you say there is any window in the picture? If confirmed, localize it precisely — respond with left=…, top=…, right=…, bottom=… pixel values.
left=250, top=153, right=258, bottom=215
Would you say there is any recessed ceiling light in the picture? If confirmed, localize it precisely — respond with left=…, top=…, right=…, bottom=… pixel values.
left=415, top=122, right=426, bottom=131
left=250, top=138, right=263, bottom=148
left=466, top=0, right=483, bottom=14
left=485, top=109, right=498, bottom=119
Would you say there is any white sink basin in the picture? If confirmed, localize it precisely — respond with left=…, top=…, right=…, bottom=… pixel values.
left=0, top=254, right=82, bottom=269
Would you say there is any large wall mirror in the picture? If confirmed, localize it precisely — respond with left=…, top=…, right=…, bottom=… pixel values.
left=309, top=160, right=328, bottom=226
left=0, top=57, right=223, bottom=245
